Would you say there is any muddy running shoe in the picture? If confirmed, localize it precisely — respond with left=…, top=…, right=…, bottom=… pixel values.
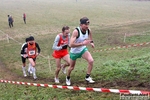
left=61, top=64, right=66, bottom=74
left=27, top=71, right=30, bottom=76
left=33, top=74, right=37, bottom=80
left=23, top=70, right=27, bottom=77
left=22, top=67, right=27, bottom=77
left=54, top=77, right=60, bottom=83
left=66, top=77, right=71, bottom=86
left=23, top=72, right=27, bottom=77
left=27, top=71, right=32, bottom=76
left=85, top=77, right=95, bottom=83
left=30, top=70, right=33, bottom=74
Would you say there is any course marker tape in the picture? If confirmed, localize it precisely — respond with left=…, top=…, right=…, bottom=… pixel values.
left=93, top=42, right=150, bottom=52
left=0, top=79, right=150, bottom=94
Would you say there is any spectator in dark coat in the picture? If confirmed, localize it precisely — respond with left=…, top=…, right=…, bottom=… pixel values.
left=8, top=15, right=14, bottom=28
left=23, top=13, right=26, bottom=24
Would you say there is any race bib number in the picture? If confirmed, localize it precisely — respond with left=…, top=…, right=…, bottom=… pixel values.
left=29, top=50, right=35, bottom=55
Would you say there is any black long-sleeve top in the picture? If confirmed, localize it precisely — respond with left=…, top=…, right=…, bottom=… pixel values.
left=20, top=42, right=41, bottom=55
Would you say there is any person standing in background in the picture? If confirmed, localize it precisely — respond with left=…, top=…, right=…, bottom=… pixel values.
left=52, top=26, right=70, bottom=83
left=23, top=13, right=26, bottom=24
left=8, top=15, right=14, bottom=28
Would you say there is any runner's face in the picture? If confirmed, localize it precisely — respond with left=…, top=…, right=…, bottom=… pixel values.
left=63, top=29, right=70, bottom=37
left=81, top=23, right=89, bottom=31
left=29, top=40, right=34, bottom=45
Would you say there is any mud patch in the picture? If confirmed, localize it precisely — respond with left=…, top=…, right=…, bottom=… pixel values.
left=0, top=58, right=150, bottom=91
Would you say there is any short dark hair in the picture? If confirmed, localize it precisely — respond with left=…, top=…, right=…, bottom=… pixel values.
left=62, top=26, right=69, bottom=32
left=25, top=37, right=29, bottom=42
left=28, top=36, right=34, bottom=41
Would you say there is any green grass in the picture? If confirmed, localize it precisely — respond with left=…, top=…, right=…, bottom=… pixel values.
left=0, top=0, right=150, bottom=99
left=0, top=83, right=120, bottom=100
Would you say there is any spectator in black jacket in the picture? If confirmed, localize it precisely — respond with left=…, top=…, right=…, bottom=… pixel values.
left=8, top=15, right=14, bottom=28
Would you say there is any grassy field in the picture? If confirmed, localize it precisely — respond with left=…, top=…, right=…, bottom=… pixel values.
left=0, top=0, right=150, bottom=99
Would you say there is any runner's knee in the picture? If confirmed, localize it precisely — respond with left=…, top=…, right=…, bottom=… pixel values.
left=66, top=62, right=70, bottom=66
left=88, top=59, right=94, bottom=65
left=31, top=63, right=35, bottom=67
left=57, top=67, right=61, bottom=71
left=69, top=66, right=74, bottom=71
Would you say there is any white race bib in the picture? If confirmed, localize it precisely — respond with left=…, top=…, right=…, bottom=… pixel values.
left=29, top=50, right=35, bottom=55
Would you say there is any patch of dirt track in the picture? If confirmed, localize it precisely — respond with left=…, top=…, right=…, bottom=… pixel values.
left=0, top=59, right=19, bottom=81
left=0, top=58, right=150, bottom=92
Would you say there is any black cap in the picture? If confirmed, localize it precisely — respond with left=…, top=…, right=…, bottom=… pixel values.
left=80, top=17, right=90, bottom=25
left=29, top=36, right=34, bottom=41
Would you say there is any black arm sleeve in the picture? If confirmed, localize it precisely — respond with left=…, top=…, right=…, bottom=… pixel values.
left=35, top=43, right=41, bottom=54
left=76, top=28, right=80, bottom=39
left=20, top=44, right=28, bottom=54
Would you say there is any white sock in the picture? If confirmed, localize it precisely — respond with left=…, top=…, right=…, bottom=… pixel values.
left=28, top=63, right=32, bottom=72
left=32, top=67, right=36, bottom=75
left=22, top=66, right=27, bottom=76
left=22, top=66, right=26, bottom=72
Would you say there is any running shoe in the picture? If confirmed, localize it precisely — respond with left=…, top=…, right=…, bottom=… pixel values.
left=66, top=76, right=71, bottom=85
left=54, top=77, right=60, bottom=83
left=85, top=77, right=95, bottom=83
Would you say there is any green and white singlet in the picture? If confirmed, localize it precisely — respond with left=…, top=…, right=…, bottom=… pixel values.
left=70, top=27, right=89, bottom=54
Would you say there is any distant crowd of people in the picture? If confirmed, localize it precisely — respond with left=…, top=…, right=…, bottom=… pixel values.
left=20, top=17, right=95, bottom=86
left=8, top=13, right=26, bottom=28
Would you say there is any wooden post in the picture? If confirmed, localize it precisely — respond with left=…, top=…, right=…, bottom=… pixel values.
left=7, top=34, right=9, bottom=43
left=48, top=55, right=51, bottom=72
left=124, top=33, right=126, bottom=43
